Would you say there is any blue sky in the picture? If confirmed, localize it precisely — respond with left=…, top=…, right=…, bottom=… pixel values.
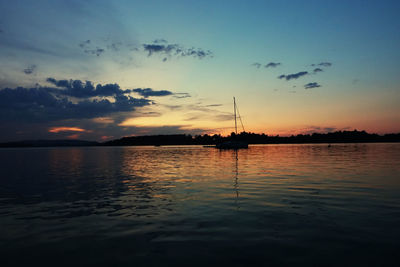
left=0, top=0, right=399, bottom=141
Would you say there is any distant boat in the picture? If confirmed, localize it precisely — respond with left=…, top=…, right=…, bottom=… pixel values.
left=216, top=97, right=248, bottom=149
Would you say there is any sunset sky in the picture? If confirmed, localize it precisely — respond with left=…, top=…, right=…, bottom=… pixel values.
left=0, top=0, right=399, bottom=141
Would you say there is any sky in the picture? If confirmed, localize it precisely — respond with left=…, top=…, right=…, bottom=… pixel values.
left=0, top=0, right=399, bottom=141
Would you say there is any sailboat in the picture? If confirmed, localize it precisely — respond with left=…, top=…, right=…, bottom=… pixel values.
left=216, top=97, right=248, bottom=149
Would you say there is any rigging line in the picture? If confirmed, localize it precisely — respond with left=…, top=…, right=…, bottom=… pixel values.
left=235, top=102, right=245, bottom=133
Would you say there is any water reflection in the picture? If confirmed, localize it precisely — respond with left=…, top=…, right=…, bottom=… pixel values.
left=0, top=144, right=399, bottom=266
left=233, top=150, right=240, bottom=209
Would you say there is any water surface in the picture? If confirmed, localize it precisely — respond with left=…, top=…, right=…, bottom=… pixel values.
left=1, top=144, right=399, bottom=266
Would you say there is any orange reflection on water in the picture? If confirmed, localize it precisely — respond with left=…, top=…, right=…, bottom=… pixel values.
left=117, top=144, right=400, bottom=211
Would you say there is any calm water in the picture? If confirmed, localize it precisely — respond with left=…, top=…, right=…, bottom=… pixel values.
left=0, top=144, right=399, bottom=266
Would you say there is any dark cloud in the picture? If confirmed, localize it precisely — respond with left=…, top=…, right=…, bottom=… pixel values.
left=265, top=62, right=281, bottom=68
left=205, top=104, right=222, bottom=107
left=77, top=39, right=212, bottom=61
left=251, top=63, right=262, bottom=68
left=78, top=40, right=105, bottom=56
left=46, top=78, right=130, bottom=97
left=304, top=82, right=321, bottom=89
left=132, top=88, right=173, bottom=98
left=84, top=48, right=105, bottom=56
left=142, top=40, right=213, bottom=60
left=311, top=62, right=332, bottom=67
left=173, top=93, right=191, bottom=99
left=153, top=39, right=167, bottom=44
left=318, top=62, right=332, bottom=67
left=0, top=86, right=151, bottom=123
left=252, top=62, right=281, bottom=69
left=79, top=40, right=91, bottom=48
left=313, top=68, right=323, bottom=73
left=278, top=71, right=308, bottom=81
left=23, top=65, right=37, bottom=75
left=163, top=104, right=184, bottom=111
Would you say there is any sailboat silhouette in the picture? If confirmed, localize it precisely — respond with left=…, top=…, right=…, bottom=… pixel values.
left=216, top=97, right=248, bottom=149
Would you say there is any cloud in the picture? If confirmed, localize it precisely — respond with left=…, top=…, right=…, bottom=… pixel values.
left=278, top=71, right=308, bottom=81
left=23, top=65, right=37, bottom=75
left=205, top=104, right=222, bottom=107
left=252, top=62, right=281, bottom=69
left=49, top=127, right=86, bottom=133
left=304, top=82, right=321, bottom=89
left=78, top=39, right=105, bottom=56
left=46, top=78, right=131, bottom=97
left=153, top=39, right=167, bottom=44
left=132, top=88, right=173, bottom=98
left=313, top=68, right=323, bottom=73
left=0, top=85, right=152, bottom=123
left=184, top=112, right=232, bottom=122
left=173, top=93, right=191, bottom=99
left=318, top=62, right=332, bottom=67
left=311, top=62, right=332, bottom=67
left=265, top=62, right=281, bottom=68
left=84, top=48, right=105, bottom=56
left=142, top=40, right=213, bottom=60
left=79, top=40, right=91, bottom=48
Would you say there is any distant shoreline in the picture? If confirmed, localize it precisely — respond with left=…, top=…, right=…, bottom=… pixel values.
left=1, top=130, right=399, bottom=148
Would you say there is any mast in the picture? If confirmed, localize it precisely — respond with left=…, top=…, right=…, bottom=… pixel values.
left=234, top=97, right=237, bottom=135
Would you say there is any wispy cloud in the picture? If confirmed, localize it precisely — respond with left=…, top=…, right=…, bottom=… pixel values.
left=142, top=40, right=213, bottom=60
left=304, top=82, right=321, bottom=89
left=132, top=88, right=173, bottom=98
left=251, top=62, right=281, bottom=69
left=265, top=62, right=281, bottom=68
left=313, top=68, right=323, bottom=73
left=78, top=39, right=105, bottom=56
left=311, top=62, right=332, bottom=67
left=23, top=65, right=37, bottom=75
left=205, top=104, right=222, bottom=107
left=278, top=71, right=308, bottom=81
left=153, top=39, right=167, bottom=44
left=173, top=93, right=191, bottom=99
left=251, top=63, right=262, bottom=68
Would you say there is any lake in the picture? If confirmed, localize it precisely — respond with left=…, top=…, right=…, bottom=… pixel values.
left=1, top=144, right=399, bottom=266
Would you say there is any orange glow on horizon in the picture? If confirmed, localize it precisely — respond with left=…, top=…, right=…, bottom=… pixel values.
left=101, top=135, right=114, bottom=141
left=67, top=134, right=80, bottom=139
left=49, top=127, right=86, bottom=133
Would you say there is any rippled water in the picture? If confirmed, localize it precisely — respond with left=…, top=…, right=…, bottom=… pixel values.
left=1, top=144, right=399, bottom=266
